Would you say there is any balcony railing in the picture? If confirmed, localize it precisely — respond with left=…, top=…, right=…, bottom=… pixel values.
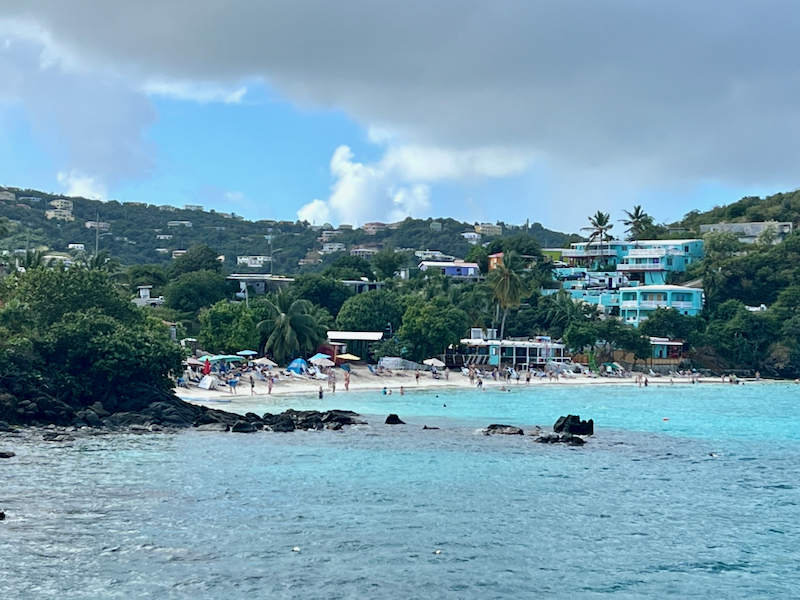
left=626, top=248, right=683, bottom=257
left=562, top=248, right=618, bottom=258
left=670, top=301, right=695, bottom=309
left=617, top=263, right=663, bottom=271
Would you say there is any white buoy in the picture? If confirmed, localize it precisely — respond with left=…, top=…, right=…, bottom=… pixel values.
left=292, top=547, right=300, bottom=552
left=433, top=550, right=442, bottom=555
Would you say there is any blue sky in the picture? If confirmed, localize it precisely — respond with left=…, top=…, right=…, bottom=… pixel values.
left=1, top=2, right=797, bottom=233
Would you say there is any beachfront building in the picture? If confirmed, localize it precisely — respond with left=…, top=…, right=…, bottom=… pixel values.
left=444, top=336, right=568, bottom=370
left=699, top=221, right=793, bottom=244
left=326, top=331, right=384, bottom=361
left=418, top=260, right=481, bottom=280
left=619, top=285, right=704, bottom=326
left=237, top=255, right=272, bottom=268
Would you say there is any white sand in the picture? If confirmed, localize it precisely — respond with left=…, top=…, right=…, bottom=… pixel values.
left=176, top=365, right=724, bottom=412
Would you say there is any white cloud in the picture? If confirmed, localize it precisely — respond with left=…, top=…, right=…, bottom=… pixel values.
left=57, top=170, right=106, bottom=199
left=297, top=198, right=331, bottom=224
left=142, top=80, right=247, bottom=104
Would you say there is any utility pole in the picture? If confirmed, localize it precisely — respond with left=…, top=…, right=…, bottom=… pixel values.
left=94, top=211, right=99, bottom=256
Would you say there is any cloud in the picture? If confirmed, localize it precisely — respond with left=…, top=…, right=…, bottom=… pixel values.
left=142, top=80, right=247, bottom=104
left=5, top=2, right=800, bottom=224
left=57, top=170, right=106, bottom=199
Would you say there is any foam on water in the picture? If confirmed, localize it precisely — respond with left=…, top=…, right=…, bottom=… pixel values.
left=2, top=383, right=800, bottom=599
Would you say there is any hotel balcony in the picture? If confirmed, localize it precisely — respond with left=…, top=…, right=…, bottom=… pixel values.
left=562, top=248, right=618, bottom=258
left=621, top=300, right=669, bottom=308
left=626, top=248, right=683, bottom=257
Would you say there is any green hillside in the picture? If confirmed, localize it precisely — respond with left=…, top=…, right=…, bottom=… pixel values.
left=676, top=189, right=800, bottom=231
left=0, top=186, right=577, bottom=272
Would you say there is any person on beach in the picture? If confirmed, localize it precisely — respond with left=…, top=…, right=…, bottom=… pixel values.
left=344, top=371, right=350, bottom=391
left=382, top=387, right=388, bottom=395
left=318, top=386, right=324, bottom=399
left=525, top=370, right=531, bottom=385
left=228, top=377, right=238, bottom=394
left=445, top=367, right=449, bottom=381
left=331, top=373, right=336, bottom=393
left=267, top=376, right=273, bottom=395
left=249, top=375, right=255, bottom=396
left=476, top=378, right=483, bottom=388
left=400, top=386, right=405, bottom=395
left=415, top=370, right=420, bottom=384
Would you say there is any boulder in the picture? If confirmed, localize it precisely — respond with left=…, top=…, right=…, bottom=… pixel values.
left=231, top=420, right=257, bottom=433
left=553, top=415, right=593, bottom=436
left=0, top=421, right=13, bottom=432
left=485, top=424, right=524, bottom=435
left=526, top=426, right=543, bottom=437
left=0, top=451, right=15, bottom=459
left=385, top=414, right=405, bottom=425
left=533, top=434, right=586, bottom=446
left=271, top=414, right=296, bottom=433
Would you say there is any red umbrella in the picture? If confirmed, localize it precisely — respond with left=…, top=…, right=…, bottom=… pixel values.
left=202, top=358, right=212, bottom=375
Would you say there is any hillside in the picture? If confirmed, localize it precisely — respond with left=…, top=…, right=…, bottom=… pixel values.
left=676, top=188, right=800, bottom=231
left=0, top=186, right=577, bottom=272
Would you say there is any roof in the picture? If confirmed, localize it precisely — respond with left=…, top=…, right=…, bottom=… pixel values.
left=419, top=261, right=479, bottom=268
left=327, top=331, right=384, bottom=341
left=624, top=284, right=702, bottom=292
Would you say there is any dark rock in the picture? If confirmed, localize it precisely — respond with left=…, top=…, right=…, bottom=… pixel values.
left=533, top=434, right=586, bottom=446
left=423, top=425, right=440, bottom=430
left=83, top=410, right=103, bottom=428
left=533, top=434, right=563, bottom=444
left=0, top=421, right=13, bottom=432
left=385, top=414, right=405, bottom=425
left=231, top=420, right=257, bottom=433
left=42, top=431, right=74, bottom=442
left=553, top=415, right=593, bottom=436
left=271, top=414, right=296, bottom=432
left=526, top=426, right=543, bottom=437
left=0, top=451, right=15, bottom=458
left=325, top=421, right=343, bottom=431
left=0, top=511, right=4, bottom=520
left=486, top=424, right=524, bottom=435
left=245, top=412, right=263, bottom=423
left=89, top=402, right=110, bottom=417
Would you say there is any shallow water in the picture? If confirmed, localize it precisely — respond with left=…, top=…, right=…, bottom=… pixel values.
left=2, top=383, right=799, bottom=598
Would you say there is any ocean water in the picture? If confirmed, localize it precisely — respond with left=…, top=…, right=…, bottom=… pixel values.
left=2, top=382, right=800, bottom=599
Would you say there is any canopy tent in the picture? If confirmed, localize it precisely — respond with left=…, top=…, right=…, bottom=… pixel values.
left=254, top=357, right=277, bottom=367
left=335, top=353, right=360, bottom=361
left=423, top=358, right=446, bottom=368
left=286, top=358, right=309, bottom=374
left=236, top=350, right=258, bottom=356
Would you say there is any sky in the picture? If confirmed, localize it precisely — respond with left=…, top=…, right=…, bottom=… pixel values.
left=0, top=1, right=798, bottom=233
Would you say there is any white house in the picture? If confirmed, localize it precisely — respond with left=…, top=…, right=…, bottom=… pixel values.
left=461, top=231, right=482, bottom=245
left=320, top=242, right=346, bottom=254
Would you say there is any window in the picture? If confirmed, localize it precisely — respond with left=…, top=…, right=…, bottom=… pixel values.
left=684, top=246, right=689, bottom=252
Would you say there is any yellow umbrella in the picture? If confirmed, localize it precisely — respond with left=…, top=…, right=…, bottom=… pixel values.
left=336, top=353, right=360, bottom=361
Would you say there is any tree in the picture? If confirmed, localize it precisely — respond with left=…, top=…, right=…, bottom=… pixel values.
left=621, top=205, right=653, bottom=242
left=322, top=255, right=375, bottom=281
left=170, top=244, right=223, bottom=278
left=464, top=244, right=489, bottom=274
left=83, top=249, right=122, bottom=273
left=486, top=251, right=528, bottom=339
left=126, top=264, right=169, bottom=295
left=581, top=211, right=614, bottom=255
left=398, top=297, right=468, bottom=361
left=371, top=246, right=406, bottom=280
left=289, top=274, right=353, bottom=318
left=702, top=230, right=740, bottom=260
left=563, top=322, right=599, bottom=358
left=256, top=294, right=328, bottom=362
left=638, top=308, right=705, bottom=346
left=335, top=290, right=404, bottom=333
left=486, top=233, right=542, bottom=258
left=163, top=270, right=231, bottom=313
left=199, top=301, right=260, bottom=354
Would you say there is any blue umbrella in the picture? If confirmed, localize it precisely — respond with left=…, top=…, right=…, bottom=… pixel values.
left=308, top=352, right=331, bottom=361
left=236, top=350, right=258, bottom=356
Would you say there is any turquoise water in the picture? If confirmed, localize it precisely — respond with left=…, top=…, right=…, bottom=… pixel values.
left=2, top=383, right=800, bottom=598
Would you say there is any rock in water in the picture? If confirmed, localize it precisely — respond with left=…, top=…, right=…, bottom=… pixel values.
left=0, top=451, right=15, bottom=459
left=231, top=420, right=257, bottom=433
left=485, top=424, right=524, bottom=435
left=270, top=415, right=296, bottom=433
left=385, top=414, right=405, bottom=425
left=553, top=414, right=593, bottom=436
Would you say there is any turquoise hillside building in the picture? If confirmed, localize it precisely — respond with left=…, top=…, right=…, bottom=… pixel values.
left=544, top=238, right=705, bottom=326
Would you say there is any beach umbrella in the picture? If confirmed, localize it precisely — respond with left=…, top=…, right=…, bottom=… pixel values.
left=185, top=357, right=204, bottom=367
left=236, top=350, right=258, bottom=356
left=309, top=352, right=331, bottom=362
left=254, top=357, right=277, bottom=367
left=335, top=353, right=360, bottom=361
left=423, top=358, right=446, bottom=368
left=310, top=357, right=335, bottom=367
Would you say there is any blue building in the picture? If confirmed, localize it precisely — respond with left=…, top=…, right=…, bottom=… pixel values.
left=619, top=285, right=704, bottom=327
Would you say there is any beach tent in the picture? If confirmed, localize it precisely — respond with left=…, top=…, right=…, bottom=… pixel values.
left=198, top=375, right=219, bottom=390
left=286, top=358, right=309, bottom=374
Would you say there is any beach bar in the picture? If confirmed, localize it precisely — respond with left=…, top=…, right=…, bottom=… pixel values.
left=445, top=337, right=569, bottom=369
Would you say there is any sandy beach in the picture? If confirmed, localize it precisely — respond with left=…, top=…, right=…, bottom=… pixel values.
left=176, top=365, right=728, bottom=412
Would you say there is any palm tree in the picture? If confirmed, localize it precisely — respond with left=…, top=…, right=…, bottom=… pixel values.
left=487, top=251, right=529, bottom=339
left=15, top=249, right=52, bottom=272
left=581, top=211, right=614, bottom=267
left=621, top=205, right=653, bottom=243
left=256, top=293, right=328, bottom=363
